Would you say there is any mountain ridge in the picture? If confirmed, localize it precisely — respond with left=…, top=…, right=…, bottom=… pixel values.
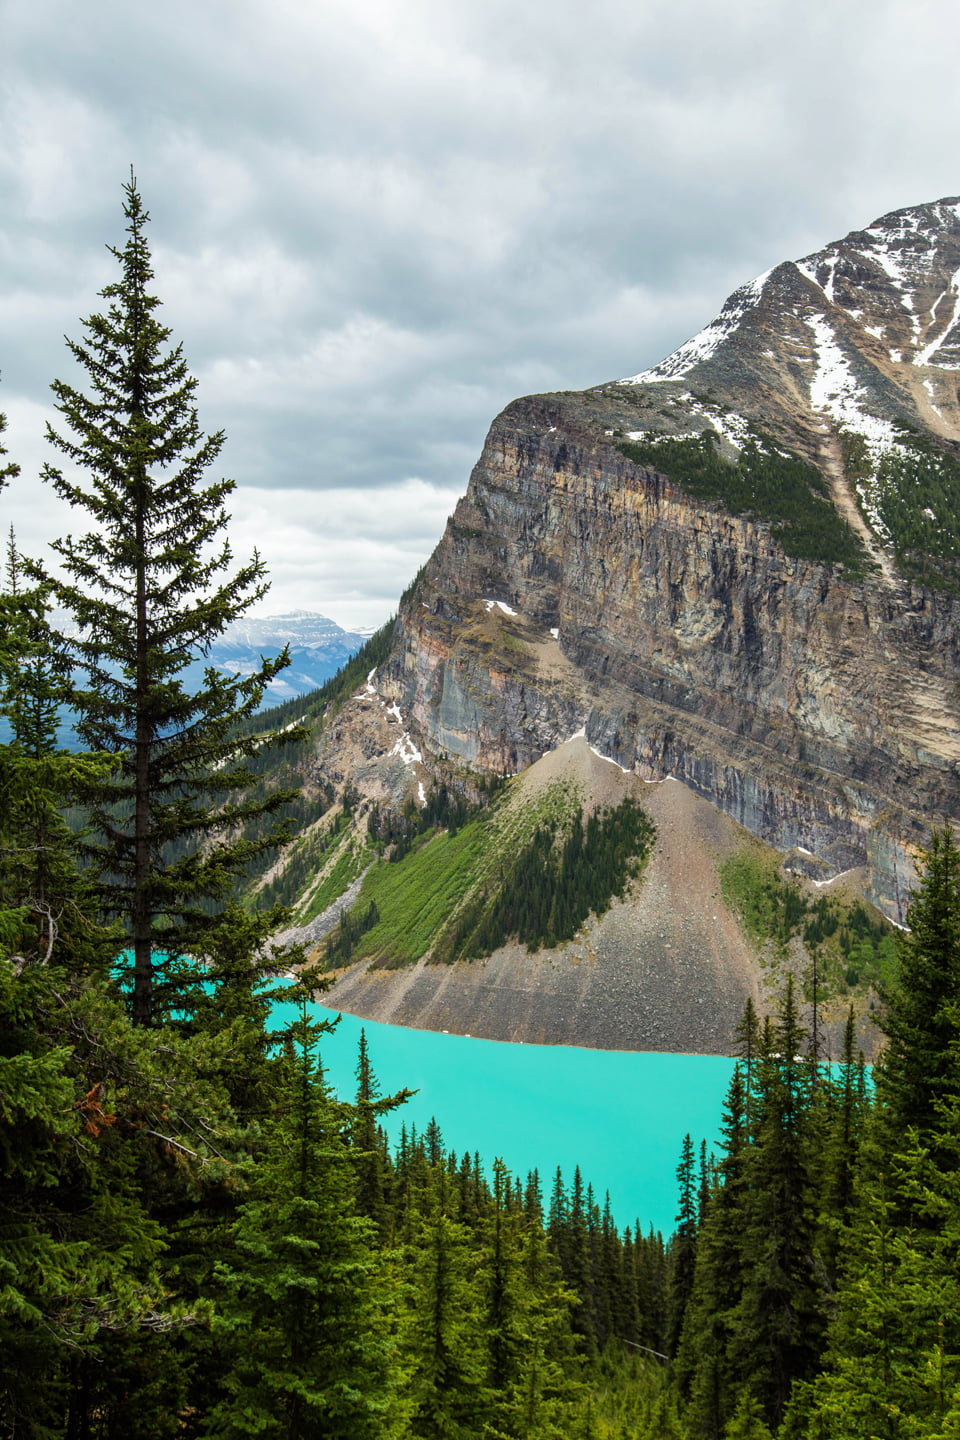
left=260, top=196, right=960, bottom=1052
left=206, top=610, right=369, bottom=704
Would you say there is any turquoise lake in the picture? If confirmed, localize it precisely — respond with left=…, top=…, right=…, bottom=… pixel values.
left=273, top=998, right=736, bottom=1236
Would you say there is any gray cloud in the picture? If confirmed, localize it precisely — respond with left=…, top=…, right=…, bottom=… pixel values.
left=4, top=0, right=960, bottom=624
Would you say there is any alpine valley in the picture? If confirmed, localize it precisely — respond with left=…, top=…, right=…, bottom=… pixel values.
left=248, top=196, right=960, bottom=1058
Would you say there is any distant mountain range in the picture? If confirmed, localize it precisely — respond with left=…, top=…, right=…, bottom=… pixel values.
left=183, top=610, right=371, bottom=704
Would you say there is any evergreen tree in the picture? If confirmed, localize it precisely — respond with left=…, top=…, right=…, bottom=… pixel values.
left=482, top=1160, right=578, bottom=1439
left=484, top=1159, right=535, bottom=1435
left=728, top=978, right=823, bottom=1427
left=815, top=1007, right=867, bottom=1293
left=876, top=826, right=960, bottom=1148
left=209, top=1002, right=401, bottom=1438
left=406, top=1163, right=487, bottom=1439
left=37, top=176, right=298, bottom=1025
left=350, top=1027, right=413, bottom=1241
left=666, top=1134, right=698, bottom=1357
left=567, top=1166, right=600, bottom=1357
left=678, top=1066, right=750, bottom=1438
left=723, top=1390, right=773, bottom=1439
left=802, top=830, right=960, bottom=1437
left=734, top=998, right=761, bottom=1126
left=800, top=1121, right=960, bottom=1440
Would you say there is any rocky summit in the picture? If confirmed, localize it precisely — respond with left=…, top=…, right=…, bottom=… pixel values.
left=282, top=198, right=960, bottom=1053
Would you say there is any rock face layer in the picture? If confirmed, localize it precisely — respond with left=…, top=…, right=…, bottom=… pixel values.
left=365, top=200, right=960, bottom=922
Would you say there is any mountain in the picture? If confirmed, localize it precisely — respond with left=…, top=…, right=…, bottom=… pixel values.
left=196, top=610, right=370, bottom=703
left=257, top=198, right=960, bottom=1054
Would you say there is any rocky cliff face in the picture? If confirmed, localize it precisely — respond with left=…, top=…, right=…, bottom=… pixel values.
left=348, top=198, right=960, bottom=923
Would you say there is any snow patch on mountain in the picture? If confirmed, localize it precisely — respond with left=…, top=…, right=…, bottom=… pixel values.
left=668, top=394, right=754, bottom=448
left=359, top=669, right=426, bottom=783
left=796, top=256, right=840, bottom=304
left=588, top=742, right=632, bottom=774
left=868, top=243, right=921, bottom=312
left=392, top=732, right=422, bottom=766
left=620, top=270, right=772, bottom=383
left=915, top=266, right=960, bottom=367
left=806, top=314, right=899, bottom=449
left=802, top=312, right=909, bottom=544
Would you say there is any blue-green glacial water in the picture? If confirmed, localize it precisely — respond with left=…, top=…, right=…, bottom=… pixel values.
left=274, top=998, right=736, bottom=1236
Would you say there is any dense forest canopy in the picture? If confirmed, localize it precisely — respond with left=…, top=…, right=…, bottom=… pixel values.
left=4, top=181, right=960, bottom=1438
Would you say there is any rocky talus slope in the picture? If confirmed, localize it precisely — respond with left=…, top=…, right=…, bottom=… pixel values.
left=317, top=735, right=879, bottom=1057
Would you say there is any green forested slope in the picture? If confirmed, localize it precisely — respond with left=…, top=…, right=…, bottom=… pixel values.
left=617, top=431, right=870, bottom=571
left=318, top=786, right=656, bottom=969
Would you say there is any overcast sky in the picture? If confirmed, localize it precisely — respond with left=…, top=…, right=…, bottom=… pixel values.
left=3, top=0, right=960, bottom=629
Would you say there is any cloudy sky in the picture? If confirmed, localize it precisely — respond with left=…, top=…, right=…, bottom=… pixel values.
left=3, top=0, right=960, bottom=630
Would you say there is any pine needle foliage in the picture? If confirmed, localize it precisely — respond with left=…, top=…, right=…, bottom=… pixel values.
left=36, top=176, right=299, bottom=1025
left=209, top=1004, right=404, bottom=1439
left=876, top=825, right=960, bottom=1144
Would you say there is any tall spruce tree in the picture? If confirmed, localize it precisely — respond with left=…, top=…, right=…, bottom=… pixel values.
left=676, top=1066, right=750, bottom=1437
left=876, top=825, right=960, bottom=1145
left=666, top=1134, right=698, bottom=1358
left=210, top=1002, right=402, bottom=1439
left=350, top=1028, right=413, bottom=1241
left=38, top=176, right=296, bottom=1025
left=407, top=1162, right=488, bottom=1439
left=728, top=978, right=823, bottom=1428
left=800, top=829, right=960, bottom=1437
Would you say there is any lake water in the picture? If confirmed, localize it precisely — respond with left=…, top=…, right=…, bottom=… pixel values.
left=274, top=997, right=736, bottom=1236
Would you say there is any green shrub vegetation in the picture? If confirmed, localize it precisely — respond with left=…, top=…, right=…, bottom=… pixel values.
left=296, top=822, right=369, bottom=922
left=720, top=848, right=897, bottom=997
left=617, top=431, right=870, bottom=572
left=330, top=816, right=492, bottom=968
left=869, top=425, right=960, bottom=591
left=324, top=789, right=657, bottom=971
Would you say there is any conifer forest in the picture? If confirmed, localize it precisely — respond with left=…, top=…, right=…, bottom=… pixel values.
left=6, top=181, right=960, bottom=1439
